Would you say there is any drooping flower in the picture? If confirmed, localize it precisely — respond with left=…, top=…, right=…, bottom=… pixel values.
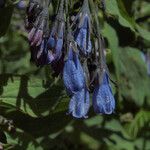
left=68, top=88, right=90, bottom=118
left=74, top=0, right=92, bottom=56
left=30, top=39, right=54, bottom=66
left=63, top=46, right=85, bottom=96
left=92, top=72, right=115, bottom=114
left=75, top=14, right=92, bottom=56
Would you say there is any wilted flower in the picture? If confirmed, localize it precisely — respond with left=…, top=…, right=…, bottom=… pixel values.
left=27, top=0, right=49, bottom=46
left=92, top=72, right=115, bottom=114
left=30, top=39, right=54, bottom=66
left=63, top=46, right=85, bottom=96
left=68, top=88, right=90, bottom=118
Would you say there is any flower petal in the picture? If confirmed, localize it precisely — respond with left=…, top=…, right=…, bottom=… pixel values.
left=63, top=49, right=85, bottom=95
left=93, top=73, right=115, bottom=114
left=68, top=88, right=90, bottom=118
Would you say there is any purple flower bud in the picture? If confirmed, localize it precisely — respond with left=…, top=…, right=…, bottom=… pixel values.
left=28, top=27, right=43, bottom=46
left=28, top=27, right=36, bottom=41
left=26, top=1, right=49, bottom=42
left=92, top=73, right=115, bottom=114
left=63, top=47, right=85, bottom=96
left=33, top=30, right=43, bottom=46
left=68, top=88, right=90, bottom=118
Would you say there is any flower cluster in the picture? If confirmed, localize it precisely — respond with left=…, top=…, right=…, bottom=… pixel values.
left=63, top=44, right=90, bottom=118
left=26, top=0, right=116, bottom=118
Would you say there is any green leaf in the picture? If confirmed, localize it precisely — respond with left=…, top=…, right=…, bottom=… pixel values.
left=137, top=25, right=150, bottom=43
left=119, top=47, right=150, bottom=106
left=105, top=0, right=135, bottom=31
left=103, top=22, right=120, bottom=78
left=0, top=74, right=68, bottom=117
left=127, top=110, right=150, bottom=138
left=5, top=128, right=43, bottom=150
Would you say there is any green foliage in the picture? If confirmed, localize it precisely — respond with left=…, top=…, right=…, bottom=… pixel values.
left=0, top=0, right=150, bottom=149
left=127, top=110, right=150, bottom=138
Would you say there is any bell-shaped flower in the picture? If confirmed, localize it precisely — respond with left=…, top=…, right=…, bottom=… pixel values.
left=92, top=73, right=115, bottom=114
left=63, top=47, right=85, bottom=96
left=68, top=88, right=90, bottom=118
left=74, top=13, right=92, bottom=56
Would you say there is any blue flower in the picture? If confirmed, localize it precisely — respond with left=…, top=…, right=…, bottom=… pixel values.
left=68, top=88, right=90, bottom=118
left=63, top=47, right=85, bottom=95
left=31, top=39, right=54, bottom=66
left=92, top=73, right=115, bottom=114
left=47, top=22, right=64, bottom=61
left=75, top=14, right=92, bottom=56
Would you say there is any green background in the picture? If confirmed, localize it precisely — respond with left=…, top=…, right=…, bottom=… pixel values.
left=0, top=0, right=150, bottom=149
